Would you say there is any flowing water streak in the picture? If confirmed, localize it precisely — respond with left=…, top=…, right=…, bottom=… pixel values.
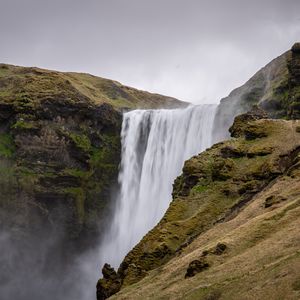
left=101, top=104, right=217, bottom=268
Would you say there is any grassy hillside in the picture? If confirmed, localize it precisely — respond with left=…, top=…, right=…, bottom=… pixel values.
left=0, top=64, right=185, bottom=110
left=98, top=109, right=300, bottom=299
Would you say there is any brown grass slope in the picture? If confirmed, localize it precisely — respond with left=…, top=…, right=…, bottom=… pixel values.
left=106, top=114, right=300, bottom=300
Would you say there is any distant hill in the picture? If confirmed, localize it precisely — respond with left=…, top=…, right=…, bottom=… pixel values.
left=0, top=64, right=186, bottom=110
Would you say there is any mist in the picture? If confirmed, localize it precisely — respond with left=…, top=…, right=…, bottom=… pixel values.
left=0, top=226, right=102, bottom=300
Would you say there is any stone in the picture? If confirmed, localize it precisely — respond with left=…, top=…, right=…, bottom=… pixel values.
left=229, top=105, right=269, bottom=138
left=185, top=258, right=210, bottom=278
left=96, top=264, right=122, bottom=300
left=213, top=243, right=227, bottom=255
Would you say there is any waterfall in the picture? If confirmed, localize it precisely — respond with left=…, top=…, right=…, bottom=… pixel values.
left=100, top=104, right=217, bottom=268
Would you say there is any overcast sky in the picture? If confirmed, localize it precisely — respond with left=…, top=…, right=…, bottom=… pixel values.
left=0, top=0, right=299, bottom=104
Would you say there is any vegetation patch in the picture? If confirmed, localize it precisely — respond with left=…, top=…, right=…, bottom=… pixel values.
left=69, top=132, right=91, bottom=153
left=0, top=133, right=15, bottom=158
left=191, top=185, right=209, bottom=195
left=12, top=119, right=36, bottom=130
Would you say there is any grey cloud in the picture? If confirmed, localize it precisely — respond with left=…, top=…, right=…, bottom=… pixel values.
left=0, top=0, right=299, bottom=103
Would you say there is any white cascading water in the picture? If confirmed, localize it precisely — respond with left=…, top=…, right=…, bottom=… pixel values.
left=100, top=104, right=217, bottom=268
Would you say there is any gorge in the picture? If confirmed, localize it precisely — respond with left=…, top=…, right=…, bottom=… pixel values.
left=100, top=104, right=217, bottom=269
left=0, top=43, right=299, bottom=300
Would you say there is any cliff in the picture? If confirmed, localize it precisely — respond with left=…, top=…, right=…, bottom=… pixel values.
left=0, top=64, right=185, bottom=251
left=213, top=43, right=300, bottom=142
left=98, top=110, right=300, bottom=300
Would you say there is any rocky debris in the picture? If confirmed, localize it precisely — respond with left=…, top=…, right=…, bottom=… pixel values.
left=96, top=264, right=122, bottom=300
left=185, top=258, right=210, bottom=278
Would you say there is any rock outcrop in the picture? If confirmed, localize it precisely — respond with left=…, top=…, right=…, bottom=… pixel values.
left=288, top=43, right=300, bottom=118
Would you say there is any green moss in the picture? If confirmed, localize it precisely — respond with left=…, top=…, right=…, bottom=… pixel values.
left=191, top=185, right=208, bottom=195
left=90, top=133, right=120, bottom=169
left=0, top=133, right=15, bottom=158
left=63, top=168, right=91, bottom=179
left=69, top=132, right=91, bottom=153
left=11, top=120, right=36, bottom=130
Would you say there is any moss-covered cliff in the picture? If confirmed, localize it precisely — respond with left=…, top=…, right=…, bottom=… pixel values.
left=0, top=64, right=184, bottom=250
left=98, top=109, right=300, bottom=300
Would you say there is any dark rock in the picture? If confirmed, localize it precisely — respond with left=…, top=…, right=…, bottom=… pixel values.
left=0, top=103, right=14, bottom=122
left=229, top=105, right=269, bottom=138
left=213, top=243, right=227, bottom=255
left=288, top=42, right=300, bottom=118
left=220, top=145, right=246, bottom=158
left=211, top=158, right=234, bottom=181
left=102, top=263, right=118, bottom=280
left=264, top=195, right=287, bottom=208
left=291, top=43, right=300, bottom=54
left=96, top=264, right=122, bottom=300
left=185, top=258, right=210, bottom=278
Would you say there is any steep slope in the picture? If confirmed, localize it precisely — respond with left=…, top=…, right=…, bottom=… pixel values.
left=97, top=110, right=300, bottom=299
left=213, top=43, right=300, bottom=142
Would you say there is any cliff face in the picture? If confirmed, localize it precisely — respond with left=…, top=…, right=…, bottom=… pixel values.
left=213, top=43, right=300, bottom=142
left=99, top=110, right=300, bottom=300
left=0, top=64, right=184, bottom=250
left=288, top=43, right=300, bottom=119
